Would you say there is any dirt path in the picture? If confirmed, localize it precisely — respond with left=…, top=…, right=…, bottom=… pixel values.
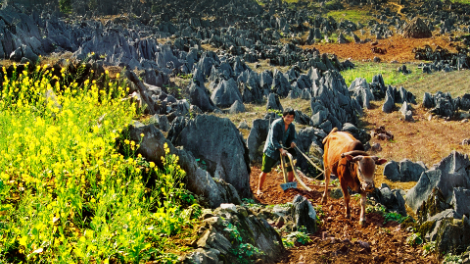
left=250, top=166, right=440, bottom=263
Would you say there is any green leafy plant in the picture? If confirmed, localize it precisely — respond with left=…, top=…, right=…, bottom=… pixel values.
left=268, top=108, right=283, bottom=117
left=282, top=238, right=295, bottom=248
left=285, top=231, right=312, bottom=245
left=422, top=241, right=436, bottom=257
left=443, top=253, right=463, bottom=264
left=406, top=233, right=423, bottom=247
left=222, top=221, right=264, bottom=264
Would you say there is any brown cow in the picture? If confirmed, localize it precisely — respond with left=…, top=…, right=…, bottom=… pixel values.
left=321, top=128, right=387, bottom=225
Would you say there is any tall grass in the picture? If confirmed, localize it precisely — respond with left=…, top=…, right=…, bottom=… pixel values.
left=341, top=62, right=424, bottom=88
left=0, top=64, right=200, bottom=263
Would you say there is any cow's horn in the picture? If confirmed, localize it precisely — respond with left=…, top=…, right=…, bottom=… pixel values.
left=341, top=150, right=369, bottom=158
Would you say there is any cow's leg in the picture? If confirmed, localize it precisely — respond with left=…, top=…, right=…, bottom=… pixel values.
left=359, top=192, right=367, bottom=225
left=321, top=165, right=331, bottom=204
left=341, top=181, right=350, bottom=218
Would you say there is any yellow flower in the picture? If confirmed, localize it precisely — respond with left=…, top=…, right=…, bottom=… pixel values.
left=105, top=70, right=109, bottom=75
left=124, top=139, right=130, bottom=144
left=140, top=133, right=144, bottom=138
left=149, top=162, right=155, bottom=168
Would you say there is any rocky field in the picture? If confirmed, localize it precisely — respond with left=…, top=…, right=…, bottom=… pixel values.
left=1, top=0, right=470, bottom=263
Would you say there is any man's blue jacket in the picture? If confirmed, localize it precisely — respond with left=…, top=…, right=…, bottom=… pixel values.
left=263, top=117, right=297, bottom=160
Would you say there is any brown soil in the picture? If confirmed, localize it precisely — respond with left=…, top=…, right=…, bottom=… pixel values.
left=303, top=35, right=456, bottom=63
left=250, top=165, right=440, bottom=263
left=359, top=101, right=470, bottom=169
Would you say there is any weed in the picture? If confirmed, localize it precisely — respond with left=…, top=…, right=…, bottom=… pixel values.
left=422, top=241, right=436, bottom=257
left=443, top=253, right=463, bottom=264
left=285, top=231, right=312, bottom=245
left=407, top=233, right=423, bottom=247
left=222, top=221, right=264, bottom=263
left=268, top=108, right=283, bottom=117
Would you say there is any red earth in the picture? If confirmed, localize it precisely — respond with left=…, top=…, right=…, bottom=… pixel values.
left=302, top=35, right=456, bottom=63
left=250, top=166, right=440, bottom=264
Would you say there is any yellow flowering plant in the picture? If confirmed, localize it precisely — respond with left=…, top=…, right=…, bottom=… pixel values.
left=0, top=63, right=200, bottom=263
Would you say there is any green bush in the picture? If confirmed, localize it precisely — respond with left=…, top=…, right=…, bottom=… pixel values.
left=406, top=233, right=423, bottom=247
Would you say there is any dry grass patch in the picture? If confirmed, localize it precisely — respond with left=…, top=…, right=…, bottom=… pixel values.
left=397, top=68, right=470, bottom=99
left=359, top=101, right=470, bottom=169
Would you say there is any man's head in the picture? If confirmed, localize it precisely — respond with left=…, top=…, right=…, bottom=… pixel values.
left=282, top=108, right=295, bottom=125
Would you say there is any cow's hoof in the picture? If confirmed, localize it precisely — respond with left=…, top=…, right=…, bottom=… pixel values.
left=359, top=220, right=366, bottom=226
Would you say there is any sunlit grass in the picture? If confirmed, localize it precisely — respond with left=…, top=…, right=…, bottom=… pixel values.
left=327, top=10, right=373, bottom=24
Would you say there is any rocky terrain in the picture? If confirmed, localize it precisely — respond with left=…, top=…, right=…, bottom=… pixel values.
left=2, top=0, right=470, bottom=263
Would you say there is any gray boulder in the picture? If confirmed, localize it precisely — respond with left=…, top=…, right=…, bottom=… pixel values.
left=182, top=248, right=220, bottom=264
left=348, top=78, right=374, bottom=109
left=382, top=86, right=395, bottom=113
left=210, top=78, right=243, bottom=108
left=125, top=121, right=241, bottom=208
left=271, top=69, right=291, bottom=98
left=148, top=114, right=170, bottom=132
left=168, top=115, right=252, bottom=198
left=369, top=183, right=407, bottom=216
left=450, top=187, right=470, bottom=217
left=423, top=92, right=434, bottom=108
left=189, top=80, right=217, bottom=112
left=404, top=110, right=414, bottom=122
left=406, top=151, right=470, bottom=211
left=384, top=159, right=426, bottom=182
left=266, top=93, right=283, bottom=112
left=247, top=119, right=270, bottom=162
left=229, top=100, right=246, bottom=114
left=293, top=195, right=317, bottom=234
left=190, top=206, right=284, bottom=263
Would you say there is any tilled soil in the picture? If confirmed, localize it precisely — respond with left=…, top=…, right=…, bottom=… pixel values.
left=250, top=166, right=440, bottom=263
left=303, top=35, right=455, bottom=63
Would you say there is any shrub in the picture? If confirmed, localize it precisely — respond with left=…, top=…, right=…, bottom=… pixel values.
left=0, top=64, right=199, bottom=263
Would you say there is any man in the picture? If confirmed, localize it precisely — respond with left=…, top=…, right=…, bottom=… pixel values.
left=257, top=108, right=297, bottom=195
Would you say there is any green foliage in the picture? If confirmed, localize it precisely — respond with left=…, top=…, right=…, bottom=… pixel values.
left=341, top=62, right=422, bottom=89
left=443, top=253, right=464, bottom=264
left=177, top=73, right=193, bottom=80
left=242, top=198, right=262, bottom=209
left=331, top=179, right=339, bottom=187
left=59, top=0, right=72, bottom=14
left=268, top=108, right=283, bottom=117
left=282, top=238, right=295, bottom=248
left=406, top=233, right=423, bottom=247
left=422, top=241, right=436, bottom=257
left=383, top=212, right=410, bottom=224
left=222, top=221, right=264, bottom=264
left=285, top=231, right=312, bottom=245
left=327, top=10, right=372, bottom=24
left=366, top=199, right=411, bottom=224
left=0, top=64, right=200, bottom=263
left=313, top=204, right=325, bottom=226
left=366, top=202, right=387, bottom=214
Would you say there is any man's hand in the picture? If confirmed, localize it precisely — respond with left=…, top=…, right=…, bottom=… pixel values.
left=281, top=149, right=288, bottom=156
left=290, top=142, right=296, bottom=148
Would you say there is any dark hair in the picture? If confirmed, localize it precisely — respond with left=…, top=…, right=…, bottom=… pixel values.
left=283, top=107, right=295, bottom=117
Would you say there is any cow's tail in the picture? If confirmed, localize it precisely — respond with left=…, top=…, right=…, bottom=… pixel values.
left=322, top=127, right=338, bottom=144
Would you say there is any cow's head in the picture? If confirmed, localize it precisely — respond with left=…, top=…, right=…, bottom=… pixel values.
left=344, top=155, right=387, bottom=193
